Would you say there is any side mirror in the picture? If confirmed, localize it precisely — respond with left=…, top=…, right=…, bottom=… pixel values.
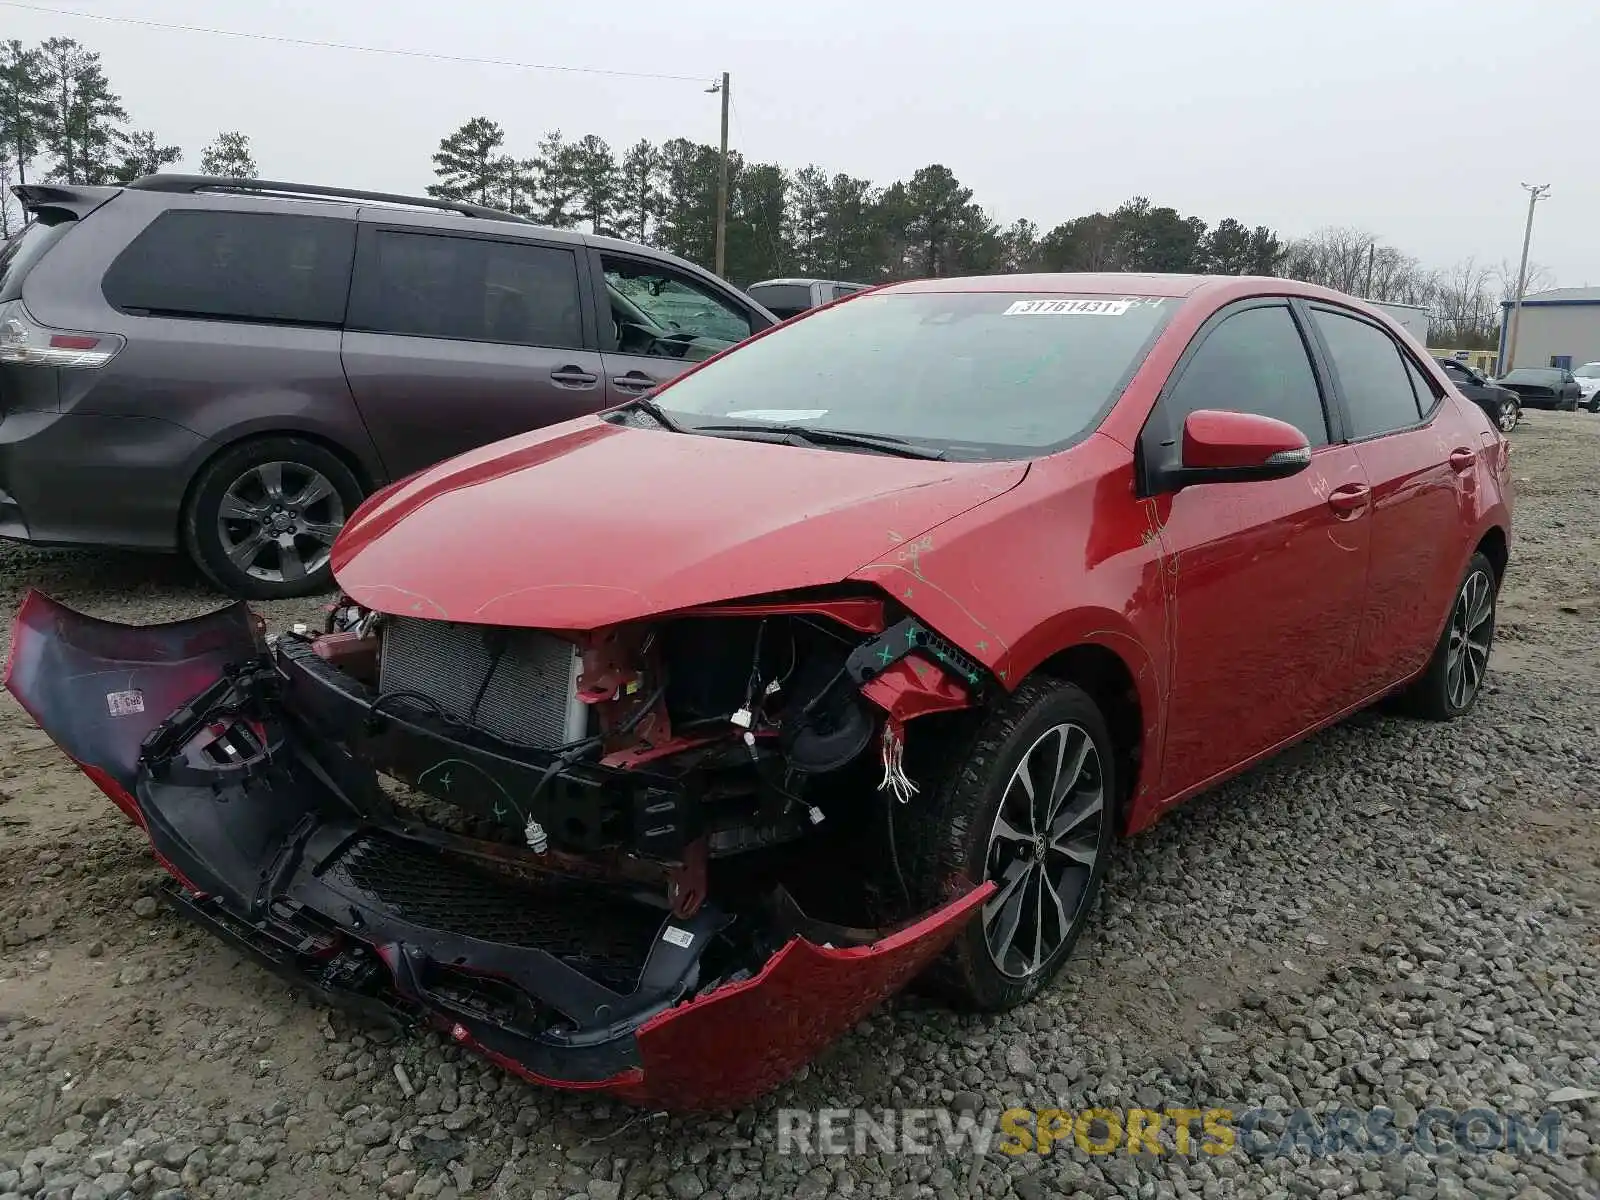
left=1171, top=409, right=1312, bottom=488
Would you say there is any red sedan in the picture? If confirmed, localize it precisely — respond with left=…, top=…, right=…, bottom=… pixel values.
left=9, top=273, right=1510, bottom=1109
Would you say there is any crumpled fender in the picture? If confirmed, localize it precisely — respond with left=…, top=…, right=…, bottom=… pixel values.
left=4, top=589, right=259, bottom=821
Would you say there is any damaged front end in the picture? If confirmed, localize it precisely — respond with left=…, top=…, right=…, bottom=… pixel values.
left=6, top=588, right=991, bottom=1110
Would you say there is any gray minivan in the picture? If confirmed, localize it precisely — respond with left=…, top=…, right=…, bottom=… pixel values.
left=0, top=175, right=776, bottom=597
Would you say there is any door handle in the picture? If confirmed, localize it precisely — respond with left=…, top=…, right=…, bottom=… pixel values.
left=550, top=366, right=598, bottom=387
left=1448, top=448, right=1476, bottom=472
left=1327, top=483, right=1371, bottom=516
left=612, top=372, right=655, bottom=392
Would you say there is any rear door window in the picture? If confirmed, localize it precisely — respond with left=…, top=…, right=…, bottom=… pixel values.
left=102, top=210, right=356, bottom=325
left=1309, top=306, right=1425, bottom=438
left=347, top=229, right=584, bottom=350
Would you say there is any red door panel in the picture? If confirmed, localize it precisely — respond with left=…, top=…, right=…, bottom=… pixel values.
left=1155, top=444, right=1371, bottom=797
left=1347, top=421, right=1473, bottom=696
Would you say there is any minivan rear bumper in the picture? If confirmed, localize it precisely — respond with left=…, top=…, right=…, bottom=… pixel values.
left=0, top=408, right=207, bottom=550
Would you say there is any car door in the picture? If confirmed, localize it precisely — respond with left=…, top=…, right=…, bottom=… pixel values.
left=1142, top=299, right=1373, bottom=797
left=589, top=250, right=764, bottom=405
left=341, top=224, right=605, bottom=479
left=1304, top=303, right=1466, bottom=699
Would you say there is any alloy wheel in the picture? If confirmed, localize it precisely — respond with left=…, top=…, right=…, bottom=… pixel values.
left=1497, top=399, right=1518, bottom=432
left=982, top=722, right=1105, bottom=979
left=1445, top=569, right=1494, bottom=709
left=216, top=461, right=347, bottom=585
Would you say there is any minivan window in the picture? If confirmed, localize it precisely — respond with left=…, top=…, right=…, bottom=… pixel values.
left=0, top=216, right=76, bottom=303
left=102, top=210, right=356, bottom=325
left=603, top=257, right=752, bottom=349
left=348, top=230, right=584, bottom=350
left=652, top=291, right=1177, bottom=459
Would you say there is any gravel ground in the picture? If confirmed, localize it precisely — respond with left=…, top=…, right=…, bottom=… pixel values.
left=1, top=413, right=1597, bottom=1200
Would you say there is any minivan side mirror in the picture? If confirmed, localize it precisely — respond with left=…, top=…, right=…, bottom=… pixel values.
left=1172, top=409, right=1312, bottom=487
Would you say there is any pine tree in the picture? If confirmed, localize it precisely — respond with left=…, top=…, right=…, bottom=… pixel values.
left=531, top=130, right=579, bottom=227
left=427, top=117, right=504, bottom=206
left=113, top=128, right=180, bottom=184
left=38, top=37, right=127, bottom=185
left=569, top=134, right=619, bottom=236
left=618, top=139, right=661, bottom=244
left=0, top=40, right=48, bottom=190
left=199, top=130, right=256, bottom=178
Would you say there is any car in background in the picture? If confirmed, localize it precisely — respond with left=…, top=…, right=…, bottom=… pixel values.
left=1573, top=362, right=1600, bottom=411
left=0, top=175, right=777, bottom=599
left=1437, top=357, right=1521, bottom=431
left=9, top=272, right=1511, bottom=1109
left=1495, top=367, right=1583, bottom=412
left=746, top=277, right=870, bottom=319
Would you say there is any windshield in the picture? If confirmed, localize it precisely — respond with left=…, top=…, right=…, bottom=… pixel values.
left=1501, top=368, right=1561, bottom=384
left=650, top=290, right=1177, bottom=459
left=1575, top=364, right=1600, bottom=379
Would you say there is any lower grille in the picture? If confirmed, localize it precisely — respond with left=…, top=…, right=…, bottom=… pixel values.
left=378, top=616, right=585, bottom=750
left=324, top=834, right=658, bottom=991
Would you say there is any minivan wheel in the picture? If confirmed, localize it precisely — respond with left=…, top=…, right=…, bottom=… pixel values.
left=184, top=436, right=365, bottom=600
left=901, top=677, right=1116, bottom=1012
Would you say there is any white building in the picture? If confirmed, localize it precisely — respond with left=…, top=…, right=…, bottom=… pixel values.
left=1498, top=287, right=1600, bottom=371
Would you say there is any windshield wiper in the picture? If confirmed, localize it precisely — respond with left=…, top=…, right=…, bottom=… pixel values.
left=692, top=422, right=947, bottom=460
left=612, top=394, right=683, bottom=432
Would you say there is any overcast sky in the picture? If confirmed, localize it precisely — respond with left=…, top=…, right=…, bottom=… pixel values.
left=6, top=0, right=1597, bottom=286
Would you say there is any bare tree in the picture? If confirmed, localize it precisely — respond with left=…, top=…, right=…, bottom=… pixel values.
left=1279, top=226, right=1436, bottom=306
left=1492, top=258, right=1556, bottom=302
left=1430, top=258, right=1499, bottom=349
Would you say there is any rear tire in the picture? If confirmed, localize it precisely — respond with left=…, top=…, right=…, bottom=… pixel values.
left=901, top=678, right=1116, bottom=1012
left=1495, top=397, right=1519, bottom=432
left=183, top=436, right=365, bottom=600
left=1395, top=551, right=1498, bottom=721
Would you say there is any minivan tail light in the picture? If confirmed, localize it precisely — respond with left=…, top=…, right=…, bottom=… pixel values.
left=0, top=301, right=124, bottom=368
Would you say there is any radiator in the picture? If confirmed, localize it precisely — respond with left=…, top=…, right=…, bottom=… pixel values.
left=377, top=617, right=587, bottom=750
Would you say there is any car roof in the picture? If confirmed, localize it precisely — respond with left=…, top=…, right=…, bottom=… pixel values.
left=748, top=277, right=865, bottom=288
left=885, top=272, right=1353, bottom=298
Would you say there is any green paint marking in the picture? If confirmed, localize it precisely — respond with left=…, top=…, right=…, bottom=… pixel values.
left=976, top=640, right=989, bottom=652
left=418, top=758, right=525, bottom=826
left=876, top=645, right=895, bottom=667
left=905, top=624, right=922, bottom=646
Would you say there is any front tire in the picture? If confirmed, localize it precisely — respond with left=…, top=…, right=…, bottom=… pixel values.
left=1396, top=552, right=1498, bottom=720
left=903, top=678, right=1116, bottom=1012
left=183, top=436, right=365, bottom=600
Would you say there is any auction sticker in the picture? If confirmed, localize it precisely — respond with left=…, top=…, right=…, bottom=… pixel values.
left=105, top=689, right=145, bottom=717
left=1004, top=298, right=1132, bottom=316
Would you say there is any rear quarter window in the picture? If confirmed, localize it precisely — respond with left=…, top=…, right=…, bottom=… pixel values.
left=102, top=209, right=357, bottom=326
left=0, top=217, right=76, bottom=303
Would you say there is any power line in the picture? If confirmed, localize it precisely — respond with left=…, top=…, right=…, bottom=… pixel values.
left=0, top=1, right=712, bottom=84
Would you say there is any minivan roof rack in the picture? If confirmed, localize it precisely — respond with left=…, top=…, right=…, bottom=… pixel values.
left=123, top=174, right=532, bottom=224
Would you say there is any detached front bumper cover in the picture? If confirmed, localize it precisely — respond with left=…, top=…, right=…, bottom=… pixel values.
left=5, top=590, right=988, bottom=1110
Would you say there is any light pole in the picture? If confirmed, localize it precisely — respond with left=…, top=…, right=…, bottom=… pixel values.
left=707, top=73, right=730, bottom=276
left=1505, top=182, right=1550, bottom=372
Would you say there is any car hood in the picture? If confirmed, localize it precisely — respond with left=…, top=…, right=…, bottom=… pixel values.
left=331, top=418, right=1029, bottom=629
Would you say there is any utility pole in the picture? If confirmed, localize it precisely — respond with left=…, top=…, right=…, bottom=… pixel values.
left=708, top=72, right=731, bottom=277
left=1505, top=182, right=1550, bottom=372
left=1364, top=242, right=1376, bottom=298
